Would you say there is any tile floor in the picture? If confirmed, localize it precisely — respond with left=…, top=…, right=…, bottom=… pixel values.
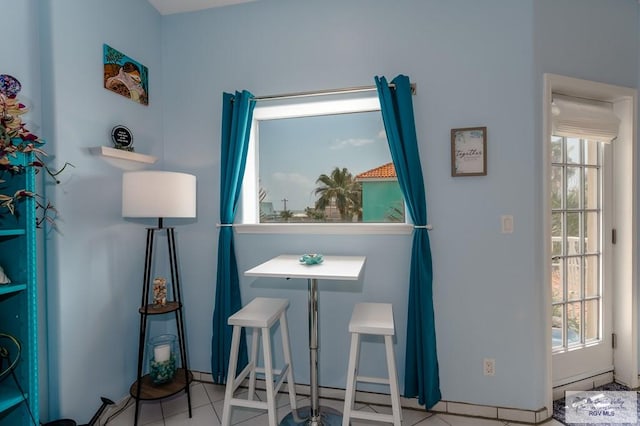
left=101, top=381, right=565, bottom=425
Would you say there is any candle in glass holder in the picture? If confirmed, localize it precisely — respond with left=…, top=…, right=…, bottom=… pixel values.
left=148, top=334, right=177, bottom=384
left=154, top=343, right=171, bottom=362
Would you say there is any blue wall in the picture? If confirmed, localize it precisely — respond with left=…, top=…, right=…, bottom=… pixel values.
left=162, top=0, right=541, bottom=410
left=1, top=0, right=638, bottom=421
left=161, top=0, right=639, bottom=412
left=534, top=0, right=638, bottom=88
left=37, top=0, right=164, bottom=420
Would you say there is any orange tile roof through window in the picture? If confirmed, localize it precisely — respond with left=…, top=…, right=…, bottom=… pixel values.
left=356, top=162, right=396, bottom=179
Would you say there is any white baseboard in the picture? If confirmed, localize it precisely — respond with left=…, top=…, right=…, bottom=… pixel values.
left=193, top=370, right=551, bottom=425
left=552, top=371, right=614, bottom=401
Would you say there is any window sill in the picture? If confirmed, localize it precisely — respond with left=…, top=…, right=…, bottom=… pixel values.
left=234, top=223, right=414, bottom=235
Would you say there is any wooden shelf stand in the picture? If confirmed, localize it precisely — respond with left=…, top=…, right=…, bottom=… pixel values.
left=130, top=226, right=192, bottom=425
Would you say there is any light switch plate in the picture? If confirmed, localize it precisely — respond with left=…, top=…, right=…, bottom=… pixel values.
left=501, top=215, right=514, bottom=233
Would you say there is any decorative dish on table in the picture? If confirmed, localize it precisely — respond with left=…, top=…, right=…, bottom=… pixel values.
left=299, top=253, right=324, bottom=265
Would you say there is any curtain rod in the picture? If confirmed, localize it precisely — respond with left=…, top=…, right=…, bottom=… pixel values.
left=251, top=82, right=417, bottom=102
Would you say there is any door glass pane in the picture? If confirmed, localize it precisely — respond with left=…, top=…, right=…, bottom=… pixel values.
left=567, top=302, right=582, bottom=346
left=566, top=138, right=580, bottom=164
left=584, top=167, right=598, bottom=210
left=584, top=211, right=599, bottom=254
left=584, top=139, right=598, bottom=166
left=566, top=167, right=580, bottom=209
left=585, top=255, right=599, bottom=298
left=552, top=260, right=564, bottom=302
left=567, top=257, right=581, bottom=301
left=552, top=304, right=564, bottom=349
left=552, top=212, right=563, bottom=255
left=551, top=166, right=563, bottom=209
left=551, top=136, right=563, bottom=163
left=585, top=299, right=599, bottom=341
left=566, top=213, right=580, bottom=253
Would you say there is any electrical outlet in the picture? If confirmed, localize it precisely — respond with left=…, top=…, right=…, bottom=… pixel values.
left=483, top=358, right=495, bottom=376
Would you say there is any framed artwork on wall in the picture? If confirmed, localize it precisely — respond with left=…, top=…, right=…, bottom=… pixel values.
left=451, top=126, right=487, bottom=176
left=103, top=44, right=149, bottom=106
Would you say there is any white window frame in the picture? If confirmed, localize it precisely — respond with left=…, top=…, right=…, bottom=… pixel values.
left=236, top=95, right=413, bottom=235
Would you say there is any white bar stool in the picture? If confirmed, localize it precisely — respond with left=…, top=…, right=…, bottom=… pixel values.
left=222, top=297, right=297, bottom=426
left=342, top=302, right=402, bottom=426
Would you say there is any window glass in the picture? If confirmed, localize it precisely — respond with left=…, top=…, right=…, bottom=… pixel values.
left=550, top=136, right=603, bottom=350
left=247, top=99, right=406, bottom=224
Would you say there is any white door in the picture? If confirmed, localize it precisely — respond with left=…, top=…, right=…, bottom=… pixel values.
left=551, top=136, right=613, bottom=386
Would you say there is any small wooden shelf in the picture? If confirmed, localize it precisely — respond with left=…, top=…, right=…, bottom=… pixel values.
left=95, top=146, right=157, bottom=170
left=138, top=301, right=181, bottom=315
left=98, top=146, right=157, bottom=164
left=129, top=369, right=192, bottom=401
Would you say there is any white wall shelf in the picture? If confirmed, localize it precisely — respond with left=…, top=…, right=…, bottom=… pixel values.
left=95, top=146, right=158, bottom=170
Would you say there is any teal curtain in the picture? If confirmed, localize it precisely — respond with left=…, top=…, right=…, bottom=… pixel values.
left=211, top=90, right=256, bottom=383
left=375, top=75, right=441, bottom=408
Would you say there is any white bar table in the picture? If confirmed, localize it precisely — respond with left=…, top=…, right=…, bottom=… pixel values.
left=245, top=254, right=366, bottom=426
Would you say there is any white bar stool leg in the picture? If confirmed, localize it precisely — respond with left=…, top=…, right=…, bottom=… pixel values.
left=222, top=325, right=241, bottom=426
left=262, top=326, right=278, bottom=426
left=385, top=335, right=402, bottom=426
left=342, top=332, right=360, bottom=426
left=248, top=328, right=260, bottom=400
left=279, top=310, right=298, bottom=410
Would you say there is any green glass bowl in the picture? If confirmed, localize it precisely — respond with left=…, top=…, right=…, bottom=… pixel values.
left=300, top=253, right=324, bottom=265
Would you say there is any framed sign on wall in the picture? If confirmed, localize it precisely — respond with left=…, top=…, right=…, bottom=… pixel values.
left=451, top=126, right=487, bottom=176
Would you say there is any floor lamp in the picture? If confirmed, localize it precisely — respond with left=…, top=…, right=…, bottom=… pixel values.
left=122, top=171, right=197, bottom=426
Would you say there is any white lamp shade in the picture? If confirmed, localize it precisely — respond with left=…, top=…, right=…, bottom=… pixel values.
left=122, top=171, right=197, bottom=218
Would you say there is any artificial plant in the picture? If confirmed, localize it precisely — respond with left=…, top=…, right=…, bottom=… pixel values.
left=0, top=74, right=71, bottom=226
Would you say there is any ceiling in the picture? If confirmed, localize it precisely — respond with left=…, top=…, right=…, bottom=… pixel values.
left=147, top=0, right=256, bottom=15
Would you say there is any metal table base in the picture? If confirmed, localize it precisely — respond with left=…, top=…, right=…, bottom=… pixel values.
left=280, top=278, right=344, bottom=425
left=280, top=406, right=344, bottom=426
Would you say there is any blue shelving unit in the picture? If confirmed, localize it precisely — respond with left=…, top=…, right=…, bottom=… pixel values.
left=0, top=141, right=39, bottom=425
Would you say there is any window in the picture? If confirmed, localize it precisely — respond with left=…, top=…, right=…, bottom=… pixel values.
left=239, top=95, right=408, bottom=232
left=550, top=136, right=603, bottom=350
